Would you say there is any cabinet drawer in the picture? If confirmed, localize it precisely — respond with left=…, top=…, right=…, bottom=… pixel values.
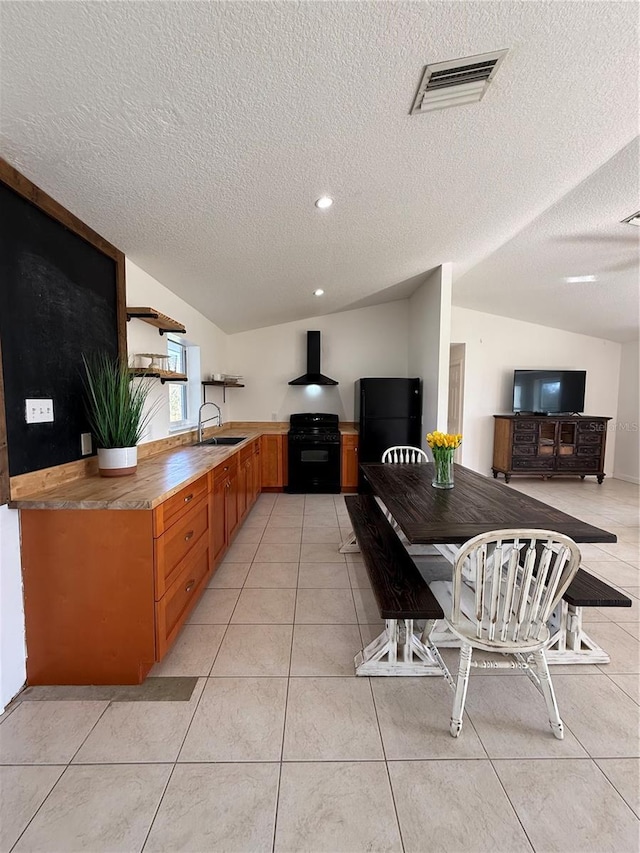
left=155, top=533, right=210, bottom=660
left=213, top=456, right=238, bottom=485
left=156, top=475, right=208, bottom=534
left=512, top=458, right=554, bottom=470
left=557, top=458, right=599, bottom=470
left=578, top=421, right=606, bottom=432
left=155, top=499, right=209, bottom=599
left=577, top=445, right=602, bottom=457
left=514, top=420, right=537, bottom=431
left=512, top=445, right=536, bottom=456
left=577, top=432, right=603, bottom=445
left=513, top=432, right=536, bottom=444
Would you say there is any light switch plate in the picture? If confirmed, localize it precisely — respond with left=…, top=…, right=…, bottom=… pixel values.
left=81, top=433, right=92, bottom=455
left=25, top=399, right=54, bottom=424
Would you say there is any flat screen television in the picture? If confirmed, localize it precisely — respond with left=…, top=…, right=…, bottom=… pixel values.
left=512, top=370, right=586, bottom=414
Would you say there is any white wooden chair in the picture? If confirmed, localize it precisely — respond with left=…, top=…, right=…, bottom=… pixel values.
left=382, top=445, right=429, bottom=464
left=430, top=528, right=581, bottom=739
left=339, top=445, right=429, bottom=554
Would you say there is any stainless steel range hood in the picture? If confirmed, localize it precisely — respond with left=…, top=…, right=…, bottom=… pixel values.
left=288, top=331, right=338, bottom=386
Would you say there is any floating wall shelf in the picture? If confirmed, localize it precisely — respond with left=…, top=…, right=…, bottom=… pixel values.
left=202, top=380, right=245, bottom=403
left=126, top=307, right=186, bottom=336
left=129, top=368, right=188, bottom=385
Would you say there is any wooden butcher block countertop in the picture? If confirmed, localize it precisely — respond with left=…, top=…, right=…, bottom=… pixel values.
left=12, top=424, right=358, bottom=511
left=12, top=431, right=262, bottom=511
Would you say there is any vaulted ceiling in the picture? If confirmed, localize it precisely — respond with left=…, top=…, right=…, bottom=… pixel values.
left=1, top=1, right=638, bottom=338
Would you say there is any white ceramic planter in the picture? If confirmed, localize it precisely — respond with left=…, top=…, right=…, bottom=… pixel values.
left=97, top=446, right=138, bottom=477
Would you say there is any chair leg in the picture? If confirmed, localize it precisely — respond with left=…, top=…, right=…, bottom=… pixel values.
left=450, top=643, right=473, bottom=738
left=533, top=649, right=564, bottom=740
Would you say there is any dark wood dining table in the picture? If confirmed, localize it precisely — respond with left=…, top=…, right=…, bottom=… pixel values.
left=360, top=462, right=617, bottom=545
left=353, top=462, right=620, bottom=673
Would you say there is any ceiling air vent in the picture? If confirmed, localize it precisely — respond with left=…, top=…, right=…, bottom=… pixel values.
left=621, top=210, right=640, bottom=227
left=410, top=49, right=508, bottom=114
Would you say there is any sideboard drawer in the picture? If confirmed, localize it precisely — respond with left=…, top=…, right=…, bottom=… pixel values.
left=512, top=457, right=554, bottom=470
left=155, top=498, right=209, bottom=598
left=155, top=533, right=210, bottom=659
left=513, top=432, right=536, bottom=444
left=514, top=420, right=537, bottom=431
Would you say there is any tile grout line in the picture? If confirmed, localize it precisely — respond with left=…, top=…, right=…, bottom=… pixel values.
left=270, top=494, right=306, bottom=853
left=8, top=695, right=114, bottom=852
left=366, top=675, right=407, bottom=853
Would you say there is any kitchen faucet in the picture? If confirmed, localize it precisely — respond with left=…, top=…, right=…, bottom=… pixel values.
left=197, top=401, right=222, bottom=443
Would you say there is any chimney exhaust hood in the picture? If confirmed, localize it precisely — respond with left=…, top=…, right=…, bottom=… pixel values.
left=289, top=331, right=338, bottom=386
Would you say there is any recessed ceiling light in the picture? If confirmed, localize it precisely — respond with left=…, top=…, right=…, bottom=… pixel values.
left=313, top=289, right=325, bottom=297
left=315, top=196, right=333, bottom=209
left=564, top=275, right=598, bottom=283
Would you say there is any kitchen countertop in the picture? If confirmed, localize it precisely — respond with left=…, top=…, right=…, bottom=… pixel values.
left=12, top=426, right=358, bottom=510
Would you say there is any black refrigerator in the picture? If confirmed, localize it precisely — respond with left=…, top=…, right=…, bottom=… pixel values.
left=355, top=378, right=422, bottom=491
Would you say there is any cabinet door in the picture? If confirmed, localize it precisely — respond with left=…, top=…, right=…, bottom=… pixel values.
left=237, top=458, right=248, bottom=520
left=261, top=434, right=284, bottom=487
left=226, top=471, right=239, bottom=540
left=210, top=475, right=227, bottom=565
left=341, top=436, right=359, bottom=489
left=253, top=441, right=262, bottom=499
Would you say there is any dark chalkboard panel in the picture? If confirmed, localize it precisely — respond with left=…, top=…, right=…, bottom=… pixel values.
left=0, top=177, right=123, bottom=478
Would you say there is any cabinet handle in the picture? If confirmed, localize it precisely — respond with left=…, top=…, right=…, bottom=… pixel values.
left=224, top=466, right=229, bottom=471
left=184, top=493, right=194, bottom=503
left=184, top=530, right=194, bottom=542
left=185, top=579, right=195, bottom=593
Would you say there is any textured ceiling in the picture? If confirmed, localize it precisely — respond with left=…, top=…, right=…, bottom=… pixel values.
left=1, top=1, right=638, bottom=336
left=454, top=139, right=640, bottom=343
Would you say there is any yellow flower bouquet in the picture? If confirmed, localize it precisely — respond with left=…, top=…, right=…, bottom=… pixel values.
left=426, top=431, right=462, bottom=489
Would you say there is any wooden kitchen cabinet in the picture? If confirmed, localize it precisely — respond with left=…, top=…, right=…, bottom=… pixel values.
left=261, top=434, right=285, bottom=488
left=19, top=436, right=273, bottom=685
left=21, top=475, right=212, bottom=685
left=341, top=434, right=359, bottom=490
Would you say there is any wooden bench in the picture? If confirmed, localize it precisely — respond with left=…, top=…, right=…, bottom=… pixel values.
left=425, top=554, right=633, bottom=666
left=345, top=495, right=448, bottom=676
left=347, top=494, right=632, bottom=668
left=545, top=569, right=632, bottom=664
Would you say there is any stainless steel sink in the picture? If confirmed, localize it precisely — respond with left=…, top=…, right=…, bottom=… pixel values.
left=198, top=436, right=247, bottom=446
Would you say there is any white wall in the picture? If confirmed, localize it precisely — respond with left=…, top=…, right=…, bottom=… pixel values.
left=451, top=306, right=622, bottom=476
left=0, top=505, right=25, bottom=712
left=614, top=340, right=640, bottom=483
left=408, top=265, right=452, bottom=444
left=227, top=302, right=410, bottom=422
left=126, top=260, right=229, bottom=440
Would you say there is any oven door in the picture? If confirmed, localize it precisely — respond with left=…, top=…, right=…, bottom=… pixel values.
left=287, top=438, right=341, bottom=493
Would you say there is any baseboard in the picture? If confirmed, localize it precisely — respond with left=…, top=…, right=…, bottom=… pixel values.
left=613, top=473, right=640, bottom=485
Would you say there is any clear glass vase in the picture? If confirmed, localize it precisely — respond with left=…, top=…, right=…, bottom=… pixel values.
left=432, top=449, right=454, bottom=489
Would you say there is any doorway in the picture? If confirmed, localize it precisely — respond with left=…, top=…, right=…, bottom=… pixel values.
left=448, top=343, right=466, bottom=462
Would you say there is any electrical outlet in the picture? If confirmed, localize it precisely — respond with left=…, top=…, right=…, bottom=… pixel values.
left=25, top=399, right=54, bottom=424
left=271, top=412, right=278, bottom=421
left=81, top=433, right=92, bottom=456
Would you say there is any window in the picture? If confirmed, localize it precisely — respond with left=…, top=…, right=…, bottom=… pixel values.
left=167, top=338, right=188, bottom=426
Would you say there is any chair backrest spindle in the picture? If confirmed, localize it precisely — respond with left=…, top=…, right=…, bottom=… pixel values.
left=382, top=446, right=429, bottom=465
left=451, top=529, right=581, bottom=649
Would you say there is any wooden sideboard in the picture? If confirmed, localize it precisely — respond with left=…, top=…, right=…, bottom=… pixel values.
left=492, top=415, right=610, bottom=483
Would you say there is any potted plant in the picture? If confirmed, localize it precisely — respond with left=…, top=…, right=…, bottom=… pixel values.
left=82, top=353, right=156, bottom=477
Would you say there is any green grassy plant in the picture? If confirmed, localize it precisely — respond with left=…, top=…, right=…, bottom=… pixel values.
left=82, top=353, right=157, bottom=448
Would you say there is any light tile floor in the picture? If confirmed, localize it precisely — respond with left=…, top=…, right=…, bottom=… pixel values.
left=1, top=478, right=639, bottom=852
